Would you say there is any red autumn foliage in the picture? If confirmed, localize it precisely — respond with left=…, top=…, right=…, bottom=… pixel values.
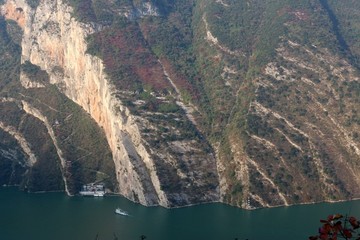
left=89, top=23, right=172, bottom=91
left=160, top=58, right=201, bottom=101
left=349, top=217, right=360, bottom=230
left=309, top=214, right=360, bottom=240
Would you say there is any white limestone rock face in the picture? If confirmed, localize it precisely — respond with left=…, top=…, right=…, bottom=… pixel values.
left=0, top=121, right=37, bottom=167
left=1, top=0, right=219, bottom=207
left=2, top=0, right=163, bottom=206
left=120, top=1, right=160, bottom=20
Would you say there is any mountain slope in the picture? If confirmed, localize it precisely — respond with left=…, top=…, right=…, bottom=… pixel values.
left=194, top=0, right=360, bottom=207
left=0, top=0, right=359, bottom=208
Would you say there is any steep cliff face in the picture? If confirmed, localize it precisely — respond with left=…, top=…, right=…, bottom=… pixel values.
left=1, top=0, right=360, bottom=209
left=20, top=0, right=164, bottom=205
left=0, top=1, right=116, bottom=193
left=0, top=0, right=219, bottom=207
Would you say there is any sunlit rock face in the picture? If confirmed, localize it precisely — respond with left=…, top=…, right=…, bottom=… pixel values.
left=0, top=0, right=219, bottom=207
left=2, top=0, right=360, bottom=210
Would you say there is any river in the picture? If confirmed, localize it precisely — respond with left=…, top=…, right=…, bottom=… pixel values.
left=1, top=187, right=359, bottom=240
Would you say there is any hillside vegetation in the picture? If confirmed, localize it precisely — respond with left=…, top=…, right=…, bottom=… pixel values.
left=60, top=0, right=360, bottom=207
left=0, top=0, right=360, bottom=208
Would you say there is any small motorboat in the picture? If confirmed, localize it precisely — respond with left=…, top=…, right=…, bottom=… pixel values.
left=115, top=208, right=129, bottom=216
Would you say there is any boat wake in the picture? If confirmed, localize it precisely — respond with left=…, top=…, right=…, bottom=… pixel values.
left=115, top=208, right=130, bottom=216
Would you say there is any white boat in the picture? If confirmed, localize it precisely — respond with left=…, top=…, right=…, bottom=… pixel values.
left=79, top=184, right=105, bottom=197
left=94, top=192, right=104, bottom=197
left=115, top=208, right=129, bottom=216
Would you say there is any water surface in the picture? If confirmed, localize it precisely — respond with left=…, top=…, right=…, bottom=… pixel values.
left=1, top=187, right=359, bottom=240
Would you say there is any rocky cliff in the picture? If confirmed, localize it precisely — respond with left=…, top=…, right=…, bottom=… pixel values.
left=0, top=0, right=359, bottom=209
left=0, top=0, right=219, bottom=207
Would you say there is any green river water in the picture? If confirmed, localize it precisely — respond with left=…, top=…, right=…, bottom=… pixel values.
left=1, top=187, right=360, bottom=240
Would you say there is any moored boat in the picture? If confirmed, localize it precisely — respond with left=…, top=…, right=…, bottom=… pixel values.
left=79, top=183, right=105, bottom=197
left=94, top=192, right=104, bottom=197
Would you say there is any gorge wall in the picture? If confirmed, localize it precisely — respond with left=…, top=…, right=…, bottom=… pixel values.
left=0, top=0, right=360, bottom=209
left=0, top=0, right=219, bottom=207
